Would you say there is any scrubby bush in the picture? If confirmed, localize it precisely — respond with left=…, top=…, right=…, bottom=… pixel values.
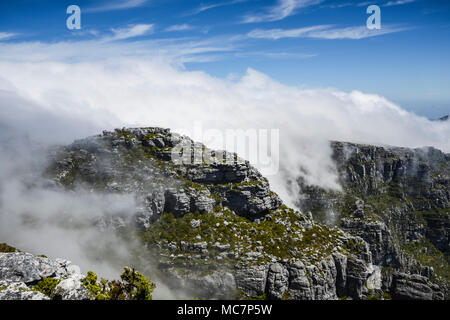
left=33, top=278, right=60, bottom=297
left=82, top=267, right=156, bottom=300
left=0, top=243, right=17, bottom=253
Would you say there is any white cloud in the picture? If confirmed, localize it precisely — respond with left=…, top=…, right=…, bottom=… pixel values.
left=0, top=32, right=17, bottom=41
left=165, top=24, right=193, bottom=32
left=187, top=0, right=248, bottom=16
left=108, top=24, right=154, bottom=41
left=247, top=25, right=331, bottom=39
left=306, top=25, right=409, bottom=39
left=321, top=2, right=353, bottom=9
left=248, top=25, right=408, bottom=40
left=384, top=0, right=416, bottom=7
left=356, top=1, right=378, bottom=7
left=0, top=39, right=448, bottom=207
left=0, top=34, right=240, bottom=65
left=86, top=0, right=148, bottom=13
left=242, top=0, right=324, bottom=23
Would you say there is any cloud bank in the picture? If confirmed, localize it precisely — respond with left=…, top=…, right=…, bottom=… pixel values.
left=0, top=39, right=448, bottom=202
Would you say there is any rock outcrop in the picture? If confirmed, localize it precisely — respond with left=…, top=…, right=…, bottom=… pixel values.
left=0, top=250, right=90, bottom=300
left=47, top=127, right=281, bottom=226
left=298, top=141, right=450, bottom=299
left=42, top=128, right=378, bottom=300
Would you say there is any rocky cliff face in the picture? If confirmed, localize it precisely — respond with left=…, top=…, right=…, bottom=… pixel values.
left=298, top=141, right=449, bottom=299
left=40, top=128, right=383, bottom=300
left=2, top=128, right=447, bottom=300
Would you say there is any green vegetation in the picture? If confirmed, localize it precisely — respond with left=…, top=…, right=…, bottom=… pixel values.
left=0, top=243, right=18, bottom=253
left=82, top=271, right=103, bottom=298
left=82, top=267, right=156, bottom=300
left=32, top=278, right=60, bottom=297
left=143, top=206, right=347, bottom=266
left=246, top=293, right=267, bottom=300
left=236, top=289, right=267, bottom=300
left=282, top=290, right=292, bottom=300
left=117, top=129, right=138, bottom=144
left=182, top=178, right=208, bottom=191
left=382, top=292, right=392, bottom=300
left=402, top=239, right=450, bottom=283
left=120, top=267, right=156, bottom=300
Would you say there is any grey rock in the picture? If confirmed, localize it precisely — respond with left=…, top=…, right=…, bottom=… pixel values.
left=391, top=272, right=434, bottom=300
left=0, top=282, right=49, bottom=300
left=266, top=263, right=289, bottom=299
left=190, top=219, right=202, bottom=228
left=0, top=252, right=60, bottom=284
left=235, top=265, right=268, bottom=297
left=345, top=257, right=368, bottom=300
left=52, top=273, right=91, bottom=300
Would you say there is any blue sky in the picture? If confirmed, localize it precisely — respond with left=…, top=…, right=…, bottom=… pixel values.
left=1, top=0, right=450, bottom=118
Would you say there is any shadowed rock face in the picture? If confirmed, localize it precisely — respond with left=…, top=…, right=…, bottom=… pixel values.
left=298, top=141, right=450, bottom=299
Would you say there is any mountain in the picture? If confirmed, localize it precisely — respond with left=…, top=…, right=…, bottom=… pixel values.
left=298, top=141, right=449, bottom=299
left=43, top=128, right=378, bottom=300
left=431, top=115, right=449, bottom=122
left=1, top=127, right=448, bottom=300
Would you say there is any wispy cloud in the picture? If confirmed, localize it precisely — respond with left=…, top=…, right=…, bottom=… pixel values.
left=0, top=32, right=17, bottom=41
left=320, top=2, right=353, bottom=9
left=383, top=0, right=416, bottom=7
left=0, top=34, right=239, bottom=65
left=235, top=50, right=317, bottom=59
left=248, top=25, right=330, bottom=39
left=165, top=24, right=193, bottom=32
left=247, top=25, right=409, bottom=40
left=86, top=0, right=148, bottom=13
left=322, top=1, right=414, bottom=8
left=187, top=0, right=248, bottom=16
left=107, top=24, right=154, bottom=41
left=356, top=1, right=378, bottom=7
left=307, top=25, right=409, bottom=39
left=242, top=0, right=324, bottom=23
left=325, top=1, right=374, bottom=8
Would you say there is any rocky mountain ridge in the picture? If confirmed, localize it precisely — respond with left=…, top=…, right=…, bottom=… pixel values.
left=298, top=141, right=449, bottom=299
left=1, top=127, right=448, bottom=300
left=43, top=128, right=378, bottom=299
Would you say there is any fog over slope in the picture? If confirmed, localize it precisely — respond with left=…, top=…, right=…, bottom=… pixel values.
left=0, top=40, right=448, bottom=298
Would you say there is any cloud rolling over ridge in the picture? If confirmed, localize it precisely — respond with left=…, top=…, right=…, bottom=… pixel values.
left=0, top=39, right=448, bottom=203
